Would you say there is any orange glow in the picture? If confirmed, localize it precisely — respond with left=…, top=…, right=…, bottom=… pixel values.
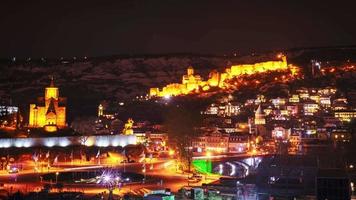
left=45, top=87, right=58, bottom=100
left=149, top=55, right=291, bottom=97
left=44, top=125, right=57, bottom=132
left=251, top=149, right=257, bottom=155
left=168, top=149, right=175, bottom=156
left=123, top=118, right=134, bottom=135
left=29, top=79, right=66, bottom=131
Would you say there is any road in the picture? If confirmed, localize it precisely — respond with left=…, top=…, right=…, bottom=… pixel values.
left=0, top=159, right=212, bottom=196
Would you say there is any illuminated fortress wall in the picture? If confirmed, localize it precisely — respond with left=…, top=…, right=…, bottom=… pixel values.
left=0, top=134, right=137, bottom=148
left=149, top=55, right=288, bottom=97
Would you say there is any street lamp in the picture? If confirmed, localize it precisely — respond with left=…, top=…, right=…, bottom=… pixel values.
left=98, top=169, right=120, bottom=200
left=169, top=149, right=175, bottom=156
left=142, top=165, right=146, bottom=183
left=55, top=172, right=59, bottom=184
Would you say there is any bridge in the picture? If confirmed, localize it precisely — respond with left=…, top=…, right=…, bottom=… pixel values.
left=193, top=154, right=267, bottom=178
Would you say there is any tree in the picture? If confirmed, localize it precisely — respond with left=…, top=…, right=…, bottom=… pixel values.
left=163, top=105, right=202, bottom=171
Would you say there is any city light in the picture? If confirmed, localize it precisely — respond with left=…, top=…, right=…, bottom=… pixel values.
left=168, top=149, right=175, bottom=156
left=219, top=164, right=223, bottom=174
left=1, top=8, right=356, bottom=198
left=149, top=55, right=291, bottom=98
left=0, top=135, right=137, bottom=148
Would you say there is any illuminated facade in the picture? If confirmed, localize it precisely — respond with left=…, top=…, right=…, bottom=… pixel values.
left=334, top=111, right=356, bottom=122
left=98, top=104, right=103, bottom=117
left=319, top=97, right=331, bottom=108
left=122, top=118, right=134, bottom=135
left=0, top=134, right=136, bottom=148
left=191, top=130, right=229, bottom=153
left=272, top=127, right=291, bottom=140
left=0, top=106, right=18, bottom=116
left=149, top=55, right=290, bottom=97
left=29, top=78, right=66, bottom=132
left=254, top=104, right=266, bottom=125
left=289, top=94, right=300, bottom=103
left=303, top=102, right=319, bottom=116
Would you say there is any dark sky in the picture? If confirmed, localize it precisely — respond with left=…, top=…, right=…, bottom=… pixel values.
left=1, top=0, right=356, bottom=58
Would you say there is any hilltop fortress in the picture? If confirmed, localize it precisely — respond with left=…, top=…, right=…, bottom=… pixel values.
left=149, top=54, right=289, bottom=97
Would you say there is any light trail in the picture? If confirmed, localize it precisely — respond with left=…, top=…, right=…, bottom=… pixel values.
left=63, top=165, right=103, bottom=171
left=226, top=162, right=236, bottom=176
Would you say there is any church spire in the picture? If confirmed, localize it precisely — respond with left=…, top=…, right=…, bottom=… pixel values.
left=50, top=76, right=55, bottom=87
left=255, top=104, right=263, bottom=115
left=254, top=104, right=266, bottom=125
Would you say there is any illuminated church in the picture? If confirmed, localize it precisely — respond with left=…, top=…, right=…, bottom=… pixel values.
left=254, top=104, right=266, bottom=125
left=29, top=77, right=66, bottom=132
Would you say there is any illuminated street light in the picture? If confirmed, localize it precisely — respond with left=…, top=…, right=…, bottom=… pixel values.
left=168, top=149, right=175, bottom=156
left=103, top=175, right=111, bottom=183
left=55, top=172, right=59, bottom=184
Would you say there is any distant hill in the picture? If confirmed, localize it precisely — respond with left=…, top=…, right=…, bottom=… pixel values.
left=1, top=46, right=355, bottom=119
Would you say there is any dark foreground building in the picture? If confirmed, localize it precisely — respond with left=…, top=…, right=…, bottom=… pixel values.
left=316, top=169, right=351, bottom=200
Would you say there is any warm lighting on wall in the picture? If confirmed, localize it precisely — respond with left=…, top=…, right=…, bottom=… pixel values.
left=29, top=78, right=66, bottom=132
left=149, top=55, right=291, bottom=97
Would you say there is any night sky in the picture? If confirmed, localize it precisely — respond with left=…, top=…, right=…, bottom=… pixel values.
left=1, top=0, right=356, bottom=58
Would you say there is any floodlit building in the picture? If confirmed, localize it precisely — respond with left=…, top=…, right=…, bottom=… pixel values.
left=297, top=88, right=309, bottom=100
left=204, top=102, right=240, bottom=117
left=97, top=103, right=115, bottom=119
left=271, top=126, right=291, bottom=140
left=149, top=55, right=289, bottom=97
left=289, top=94, right=300, bottom=103
left=29, top=77, right=66, bottom=132
left=331, top=129, right=351, bottom=143
left=303, top=102, right=319, bottom=115
left=319, top=96, right=331, bottom=108
left=229, top=55, right=287, bottom=76
left=332, top=98, right=348, bottom=111
left=0, top=105, right=18, bottom=117
left=98, top=104, right=103, bottom=117
left=182, top=66, right=202, bottom=91
left=192, top=130, right=229, bottom=153
left=317, top=87, right=337, bottom=96
left=271, top=98, right=286, bottom=108
left=254, top=105, right=266, bottom=125
left=334, top=110, right=356, bottom=122
left=228, top=134, right=249, bottom=153
left=122, top=118, right=134, bottom=135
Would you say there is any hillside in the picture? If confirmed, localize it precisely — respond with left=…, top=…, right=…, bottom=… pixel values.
left=1, top=46, right=356, bottom=119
